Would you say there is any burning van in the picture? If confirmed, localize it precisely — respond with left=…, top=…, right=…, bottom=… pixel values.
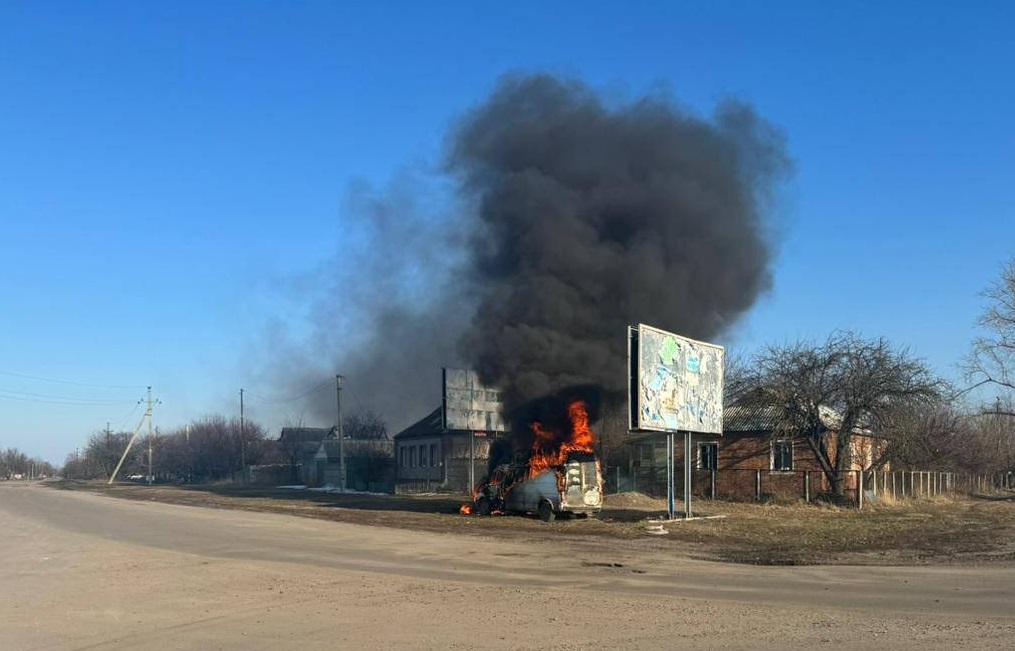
left=474, top=453, right=602, bottom=521
left=464, top=397, right=604, bottom=521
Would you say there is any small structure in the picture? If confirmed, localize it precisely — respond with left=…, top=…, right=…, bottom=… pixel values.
left=313, top=438, right=395, bottom=492
left=278, top=427, right=334, bottom=485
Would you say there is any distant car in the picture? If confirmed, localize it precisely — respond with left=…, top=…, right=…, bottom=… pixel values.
left=127, top=474, right=144, bottom=480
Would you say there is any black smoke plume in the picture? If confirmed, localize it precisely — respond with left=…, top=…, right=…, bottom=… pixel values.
left=277, top=73, right=790, bottom=433
left=448, top=74, right=791, bottom=416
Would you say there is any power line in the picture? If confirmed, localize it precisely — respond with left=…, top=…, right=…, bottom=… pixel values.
left=0, top=369, right=145, bottom=390
left=345, top=380, right=371, bottom=414
left=244, top=378, right=334, bottom=404
left=0, top=388, right=136, bottom=406
left=112, top=402, right=143, bottom=430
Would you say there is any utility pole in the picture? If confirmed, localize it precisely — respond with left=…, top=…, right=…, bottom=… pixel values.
left=104, top=422, right=113, bottom=479
left=240, top=388, right=246, bottom=470
left=336, top=374, right=346, bottom=492
left=108, top=387, right=158, bottom=485
left=146, top=386, right=156, bottom=485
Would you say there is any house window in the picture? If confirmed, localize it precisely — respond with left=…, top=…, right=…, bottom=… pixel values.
left=698, top=442, right=718, bottom=470
left=409, top=446, right=417, bottom=468
left=419, top=444, right=427, bottom=467
left=399, top=447, right=406, bottom=468
left=429, top=443, right=439, bottom=466
left=772, top=440, right=793, bottom=471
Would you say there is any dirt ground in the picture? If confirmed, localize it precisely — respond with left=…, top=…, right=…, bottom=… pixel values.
left=67, top=480, right=1015, bottom=566
left=1, top=482, right=1014, bottom=650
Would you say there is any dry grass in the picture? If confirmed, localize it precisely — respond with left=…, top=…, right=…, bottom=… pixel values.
left=51, top=480, right=1015, bottom=566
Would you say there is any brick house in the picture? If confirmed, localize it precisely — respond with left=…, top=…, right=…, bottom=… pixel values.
left=624, top=394, right=886, bottom=501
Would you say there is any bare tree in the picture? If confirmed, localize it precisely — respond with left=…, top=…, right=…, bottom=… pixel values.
left=343, top=411, right=388, bottom=440
left=723, top=349, right=753, bottom=403
left=882, top=401, right=968, bottom=471
left=1, top=447, right=29, bottom=479
left=744, top=332, right=943, bottom=496
left=81, top=429, right=137, bottom=479
left=968, top=258, right=1015, bottom=413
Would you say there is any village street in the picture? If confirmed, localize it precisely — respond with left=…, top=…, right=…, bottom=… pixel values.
left=1, top=482, right=1012, bottom=650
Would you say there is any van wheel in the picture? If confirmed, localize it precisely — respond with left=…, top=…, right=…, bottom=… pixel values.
left=538, top=500, right=556, bottom=523
left=475, top=496, right=491, bottom=516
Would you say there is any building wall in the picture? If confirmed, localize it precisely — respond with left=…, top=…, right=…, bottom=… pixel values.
left=395, top=432, right=496, bottom=494
left=712, top=432, right=826, bottom=472
left=396, top=436, right=444, bottom=481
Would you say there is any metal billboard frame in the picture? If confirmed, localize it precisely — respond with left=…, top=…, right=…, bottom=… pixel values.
left=628, top=324, right=725, bottom=520
left=441, top=367, right=507, bottom=493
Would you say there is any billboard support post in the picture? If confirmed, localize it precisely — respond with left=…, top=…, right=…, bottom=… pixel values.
left=666, top=431, right=675, bottom=519
left=684, top=430, right=692, bottom=519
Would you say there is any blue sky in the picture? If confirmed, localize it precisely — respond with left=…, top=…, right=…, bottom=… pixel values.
left=2, top=2, right=1012, bottom=464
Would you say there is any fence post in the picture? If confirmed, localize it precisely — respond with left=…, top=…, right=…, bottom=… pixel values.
left=756, top=469, right=761, bottom=501
left=858, top=470, right=864, bottom=510
left=804, top=471, right=810, bottom=503
left=710, top=469, right=716, bottom=500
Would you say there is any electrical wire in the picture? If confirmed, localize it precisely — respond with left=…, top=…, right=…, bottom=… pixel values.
left=345, top=380, right=372, bottom=415
left=0, top=387, right=137, bottom=406
left=0, top=369, right=146, bottom=390
left=112, top=402, right=143, bottom=430
left=244, top=377, right=335, bottom=404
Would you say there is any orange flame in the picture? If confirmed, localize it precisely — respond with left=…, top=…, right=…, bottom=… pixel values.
left=459, top=503, right=473, bottom=515
left=527, top=400, right=597, bottom=478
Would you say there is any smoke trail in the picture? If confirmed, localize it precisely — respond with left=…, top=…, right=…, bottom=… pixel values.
left=266, top=172, right=472, bottom=430
left=447, top=74, right=791, bottom=414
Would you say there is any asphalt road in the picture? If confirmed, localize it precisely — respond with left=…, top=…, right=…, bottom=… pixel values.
left=2, top=482, right=1013, bottom=650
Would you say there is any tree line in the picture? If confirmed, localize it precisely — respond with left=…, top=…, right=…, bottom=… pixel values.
left=0, top=447, right=56, bottom=480
left=62, top=415, right=273, bottom=482
left=61, top=411, right=390, bottom=483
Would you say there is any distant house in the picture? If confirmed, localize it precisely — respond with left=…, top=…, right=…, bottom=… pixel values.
left=393, top=407, right=501, bottom=494
left=313, top=438, right=395, bottom=493
left=278, top=427, right=334, bottom=484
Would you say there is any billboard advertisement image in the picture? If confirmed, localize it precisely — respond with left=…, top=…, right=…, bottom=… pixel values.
left=628, top=324, right=724, bottom=434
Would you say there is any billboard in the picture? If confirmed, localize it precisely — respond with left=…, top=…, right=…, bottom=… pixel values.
left=442, top=368, right=508, bottom=432
left=628, top=324, right=724, bottom=434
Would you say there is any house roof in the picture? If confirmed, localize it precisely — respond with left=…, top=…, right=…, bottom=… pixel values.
left=723, top=391, right=841, bottom=433
left=393, top=407, right=443, bottom=440
left=317, top=438, right=394, bottom=461
left=278, top=426, right=335, bottom=443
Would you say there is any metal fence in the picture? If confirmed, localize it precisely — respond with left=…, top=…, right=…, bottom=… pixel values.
left=602, top=466, right=1015, bottom=507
